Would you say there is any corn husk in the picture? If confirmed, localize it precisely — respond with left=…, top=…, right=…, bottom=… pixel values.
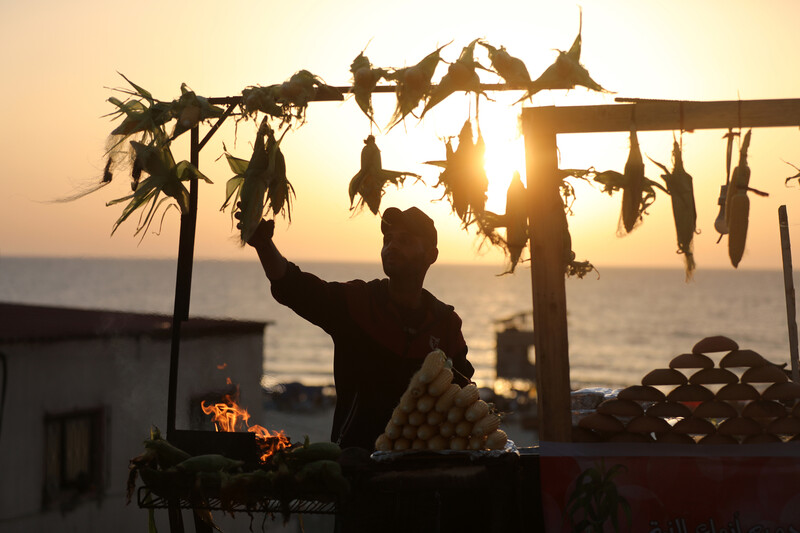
left=385, top=44, right=448, bottom=130
left=503, top=172, right=528, bottom=273
left=169, top=84, right=224, bottom=139
left=424, top=119, right=489, bottom=226
left=221, top=120, right=293, bottom=244
left=348, top=135, right=420, bottom=215
left=650, top=140, right=697, bottom=279
left=479, top=41, right=531, bottom=88
left=107, top=141, right=210, bottom=240
left=620, top=126, right=645, bottom=234
left=726, top=130, right=752, bottom=268
left=349, top=52, right=388, bottom=127
left=516, top=10, right=610, bottom=103
left=420, top=39, right=486, bottom=118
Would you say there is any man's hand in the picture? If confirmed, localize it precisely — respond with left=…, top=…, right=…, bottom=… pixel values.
left=235, top=203, right=274, bottom=248
left=235, top=203, right=288, bottom=281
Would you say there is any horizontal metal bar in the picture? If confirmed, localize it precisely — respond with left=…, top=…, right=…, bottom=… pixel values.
left=207, top=83, right=523, bottom=106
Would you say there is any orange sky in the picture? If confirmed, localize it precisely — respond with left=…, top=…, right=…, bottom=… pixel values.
left=3, top=1, right=800, bottom=271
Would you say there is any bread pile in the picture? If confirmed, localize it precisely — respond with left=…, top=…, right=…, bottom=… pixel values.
left=575, top=335, right=800, bottom=444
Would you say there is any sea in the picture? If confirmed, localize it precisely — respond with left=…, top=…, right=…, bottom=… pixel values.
left=1, top=256, right=798, bottom=392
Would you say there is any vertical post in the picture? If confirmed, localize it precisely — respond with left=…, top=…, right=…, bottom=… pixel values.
left=779, top=205, right=799, bottom=382
left=167, top=126, right=200, bottom=438
left=523, top=111, right=572, bottom=442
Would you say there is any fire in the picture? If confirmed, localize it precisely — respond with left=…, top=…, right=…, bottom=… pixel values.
left=201, top=381, right=291, bottom=463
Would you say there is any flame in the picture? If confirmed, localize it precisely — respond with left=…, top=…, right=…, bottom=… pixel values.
left=217, top=363, right=227, bottom=370
left=201, top=382, right=291, bottom=463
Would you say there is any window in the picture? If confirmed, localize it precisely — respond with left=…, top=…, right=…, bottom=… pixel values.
left=43, top=409, right=103, bottom=506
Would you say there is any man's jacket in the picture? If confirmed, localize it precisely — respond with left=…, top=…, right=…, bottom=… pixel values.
left=271, top=262, right=474, bottom=449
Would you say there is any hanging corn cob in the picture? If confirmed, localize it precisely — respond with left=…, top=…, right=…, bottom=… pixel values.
left=620, top=126, right=646, bottom=234
left=169, top=83, right=225, bottom=139
left=516, top=9, right=610, bottom=103
left=223, top=120, right=269, bottom=244
left=385, top=43, right=448, bottom=130
left=649, top=139, right=698, bottom=280
left=107, top=140, right=210, bottom=240
left=424, top=119, right=489, bottom=226
left=106, top=73, right=174, bottom=147
left=348, top=135, right=421, bottom=215
left=714, top=130, right=739, bottom=239
left=349, top=52, right=388, bottom=128
left=591, top=165, right=663, bottom=238
left=241, top=70, right=341, bottom=126
left=420, top=39, right=487, bottom=119
left=503, top=171, right=529, bottom=273
left=479, top=41, right=531, bottom=88
left=241, top=85, right=284, bottom=119
left=726, top=129, right=757, bottom=268
left=222, top=119, right=293, bottom=244
left=265, top=125, right=294, bottom=220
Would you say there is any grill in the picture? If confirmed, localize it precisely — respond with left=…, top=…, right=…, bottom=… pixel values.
left=137, top=487, right=337, bottom=515
left=137, top=447, right=544, bottom=532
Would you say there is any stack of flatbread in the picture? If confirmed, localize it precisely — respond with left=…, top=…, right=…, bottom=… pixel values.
left=575, top=336, right=800, bottom=444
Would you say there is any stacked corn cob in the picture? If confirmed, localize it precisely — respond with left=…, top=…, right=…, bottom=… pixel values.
left=375, top=350, right=508, bottom=451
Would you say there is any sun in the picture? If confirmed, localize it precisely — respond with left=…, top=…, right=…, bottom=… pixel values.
left=479, top=105, right=526, bottom=215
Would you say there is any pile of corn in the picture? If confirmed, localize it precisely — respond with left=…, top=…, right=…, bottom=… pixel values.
left=375, top=350, right=508, bottom=452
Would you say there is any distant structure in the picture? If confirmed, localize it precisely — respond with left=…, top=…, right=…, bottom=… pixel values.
left=495, top=311, right=537, bottom=382
left=0, top=303, right=268, bottom=533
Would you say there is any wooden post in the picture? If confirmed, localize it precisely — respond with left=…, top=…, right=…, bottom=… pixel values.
left=523, top=110, right=572, bottom=442
left=779, top=205, right=800, bottom=382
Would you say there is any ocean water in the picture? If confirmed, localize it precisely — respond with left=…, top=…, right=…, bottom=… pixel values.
left=1, top=256, right=798, bottom=391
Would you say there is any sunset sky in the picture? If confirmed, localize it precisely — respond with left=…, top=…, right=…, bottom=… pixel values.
left=3, top=0, right=800, bottom=271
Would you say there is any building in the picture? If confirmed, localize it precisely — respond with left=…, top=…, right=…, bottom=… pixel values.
left=0, top=302, right=268, bottom=533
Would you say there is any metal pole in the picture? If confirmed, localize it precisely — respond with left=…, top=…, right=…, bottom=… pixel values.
left=779, top=205, right=799, bottom=382
left=167, top=126, right=200, bottom=438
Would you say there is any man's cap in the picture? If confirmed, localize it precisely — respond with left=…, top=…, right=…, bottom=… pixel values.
left=381, top=207, right=437, bottom=248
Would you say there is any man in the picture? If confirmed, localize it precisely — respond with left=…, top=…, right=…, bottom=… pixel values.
left=240, top=206, right=474, bottom=450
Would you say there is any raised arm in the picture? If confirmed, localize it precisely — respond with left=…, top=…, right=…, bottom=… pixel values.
left=239, top=217, right=288, bottom=281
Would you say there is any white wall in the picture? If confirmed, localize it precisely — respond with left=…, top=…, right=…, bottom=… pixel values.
left=0, top=329, right=264, bottom=533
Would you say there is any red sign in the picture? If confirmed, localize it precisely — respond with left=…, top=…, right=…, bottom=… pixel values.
left=539, top=443, right=800, bottom=532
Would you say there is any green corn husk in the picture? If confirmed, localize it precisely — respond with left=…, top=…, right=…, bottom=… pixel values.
left=222, top=120, right=294, bottom=244
left=107, top=140, right=210, bottom=240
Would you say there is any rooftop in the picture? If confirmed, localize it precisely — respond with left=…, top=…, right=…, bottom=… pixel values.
left=0, top=302, right=269, bottom=343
